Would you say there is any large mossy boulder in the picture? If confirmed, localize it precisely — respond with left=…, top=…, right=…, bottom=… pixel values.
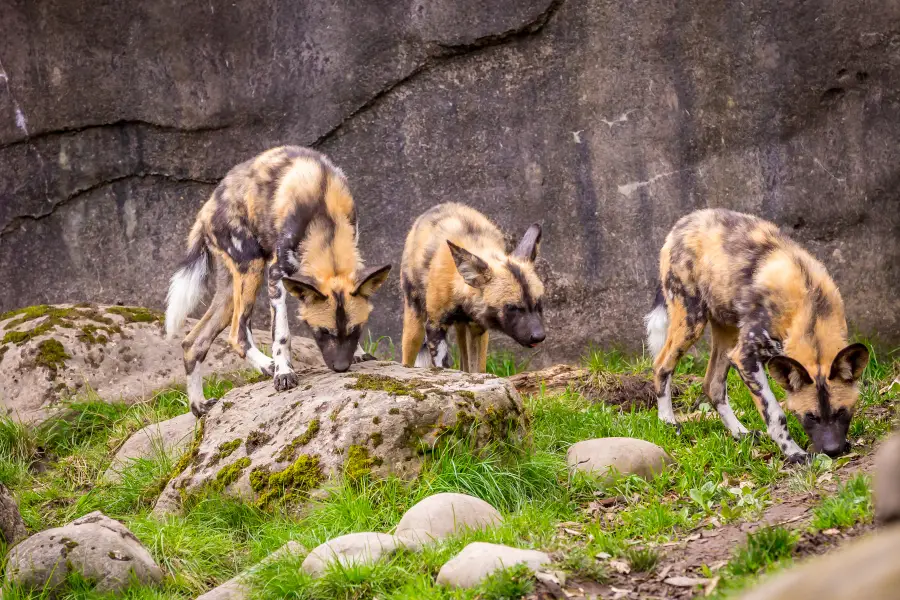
left=0, top=304, right=322, bottom=424
left=155, top=361, right=526, bottom=513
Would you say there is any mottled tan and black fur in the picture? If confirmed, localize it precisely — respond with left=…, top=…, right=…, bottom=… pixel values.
left=165, top=146, right=390, bottom=416
left=646, top=208, right=869, bottom=463
left=400, top=203, right=546, bottom=372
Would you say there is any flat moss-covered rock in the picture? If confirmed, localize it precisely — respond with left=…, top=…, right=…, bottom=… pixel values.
left=157, top=361, right=526, bottom=512
left=0, top=303, right=323, bottom=424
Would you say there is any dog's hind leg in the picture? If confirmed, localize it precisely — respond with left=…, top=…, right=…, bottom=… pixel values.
left=182, top=268, right=234, bottom=416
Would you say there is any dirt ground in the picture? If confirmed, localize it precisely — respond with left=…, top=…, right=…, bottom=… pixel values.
left=527, top=446, right=882, bottom=600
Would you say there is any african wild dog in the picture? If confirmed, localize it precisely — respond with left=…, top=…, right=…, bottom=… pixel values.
left=400, top=203, right=545, bottom=372
left=646, top=208, right=869, bottom=463
left=165, top=146, right=391, bottom=417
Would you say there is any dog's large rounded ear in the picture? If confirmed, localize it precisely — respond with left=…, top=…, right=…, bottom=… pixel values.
left=283, top=275, right=326, bottom=302
left=829, top=343, right=870, bottom=383
left=352, top=264, right=392, bottom=298
left=767, top=355, right=813, bottom=392
left=447, top=241, right=492, bottom=288
left=512, top=223, right=542, bottom=262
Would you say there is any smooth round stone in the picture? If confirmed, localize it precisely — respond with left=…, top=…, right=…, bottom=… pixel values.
left=566, top=437, right=673, bottom=483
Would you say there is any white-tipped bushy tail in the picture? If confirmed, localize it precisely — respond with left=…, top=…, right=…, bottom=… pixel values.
left=644, top=286, right=668, bottom=358
left=414, top=342, right=433, bottom=368
left=165, top=240, right=211, bottom=340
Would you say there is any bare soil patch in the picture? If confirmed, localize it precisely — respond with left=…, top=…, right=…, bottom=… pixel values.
left=526, top=447, right=883, bottom=600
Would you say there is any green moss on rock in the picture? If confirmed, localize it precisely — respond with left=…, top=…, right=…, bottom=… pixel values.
left=249, top=466, right=270, bottom=493
left=171, top=419, right=205, bottom=479
left=253, top=454, right=323, bottom=508
left=34, top=339, right=71, bottom=377
left=106, top=306, right=163, bottom=323
left=0, top=345, right=8, bottom=362
left=215, top=457, right=251, bottom=488
left=210, top=439, right=242, bottom=465
left=369, top=432, right=383, bottom=448
left=458, top=391, right=476, bottom=401
left=275, top=419, right=319, bottom=462
left=388, top=407, right=400, bottom=415
left=0, top=304, right=55, bottom=323
left=345, top=374, right=426, bottom=401
left=3, top=321, right=53, bottom=345
left=1, top=305, right=122, bottom=346
left=344, top=445, right=374, bottom=481
left=76, top=323, right=121, bottom=346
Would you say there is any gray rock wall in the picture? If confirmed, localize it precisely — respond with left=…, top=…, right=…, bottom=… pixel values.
left=1, top=0, right=898, bottom=362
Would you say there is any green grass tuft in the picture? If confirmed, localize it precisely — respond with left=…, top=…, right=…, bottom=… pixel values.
left=624, top=546, right=659, bottom=573
left=476, top=562, right=535, bottom=599
left=728, top=526, right=798, bottom=577
left=811, top=473, right=873, bottom=530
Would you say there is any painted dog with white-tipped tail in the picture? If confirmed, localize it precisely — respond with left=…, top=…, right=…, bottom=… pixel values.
left=165, top=146, right=391, bottom=417
left=646, top=208, right=868, bottom=464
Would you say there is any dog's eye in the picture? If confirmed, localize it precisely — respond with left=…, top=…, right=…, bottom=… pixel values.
left=505, top=304, right=525, bottom=314
left=317, top=328, right=330, bottom=337
left=835, top=407, right=849, bottom=419
left=804, top=412, right=820, bottom=424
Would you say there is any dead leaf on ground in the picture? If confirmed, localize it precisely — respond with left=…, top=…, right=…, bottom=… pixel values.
left=610, top=586, right=632, bottom=599
left=609, top=559, right=631, bottom=574
left=879, top=377, right=900, bottom=394
left=665, top=576, right=712, bottom=587
left=708, top=560, right=728, bottom=571
left=704, top=576, right=721, bottom=596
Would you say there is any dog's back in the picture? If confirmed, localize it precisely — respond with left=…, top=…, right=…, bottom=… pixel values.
left=658, top=208, right=848, bottom=369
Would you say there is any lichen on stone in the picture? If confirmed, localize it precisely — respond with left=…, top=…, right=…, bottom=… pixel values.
left=0, top=345, right=8, bottom=363
left=252, top=454, right=323, bottom=508
left=275, top=419, right=320, bottom=462
left=344, top=445, right=374, bottom=481
left=215, top=457, right=251, bottom=488
left=483, top=404, right=518, bottom=440
left=458, top=390, right=476, bottom=401
left=223, top=401, right=235, bottom=410
left=245, top=429, right=272, bottom=454
left=388, top=407, right=400, bottom=415
left=369, top=431, right=383, bottom=448
left=345, top=374, right=426, bottom=400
